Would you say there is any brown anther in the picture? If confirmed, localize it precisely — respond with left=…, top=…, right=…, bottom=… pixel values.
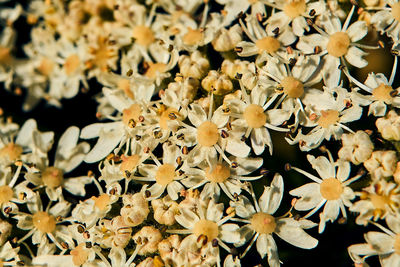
left=176, top=156, right=182, bottom=166
left=177, top=133, right=184, bottom=140
left=168, top=45, right=174, bottom=52
left=289, top=58, right=297, bottom=66
left=237, top=11, right=244, bottom=19
left=138, top=116, right=145, bottom=122
left=77, top=225, right=85, bottom=233
left=226, top=122, right=232, bottom=130
left=14, top=87, right=22, bottom=96
left=338, top=217, right=347, bottom=224
left=83, top=231, right=90, bottom=239
left=153, top=131, right=162, bottom=139
left=96, top=112, right=102, bottom=119
left=197, top=234, right=208, bottom=245
left=145, top=190, right=151, bottom=198
left=260, top=168, right=269, bottom=176
left=272, top=27, right=280, bottom=35
left=390, top=90, right=398, bottom=97
left=231, top=162, right=238, bottom=168
left=212, top=239, right=218, bottom=247
left=56, top=215, right=63, bottom=222
left=309, top=9, right=316, bottom=16
left=314, top=46, right=321, bottom=54
left=286, top=46, right=293, bottom=54
left=241, top=135, right=246, bottom=142
left=114, top=4, right=119, bottom=9
left=344, top=100, right=352, bottom=108
left=128, top=119, right=136, bottom=128
left=12, top=237, right=18, bottom=244
left=108, top=39, right=117, bottom=45
left=4, top=207, right=12, bottom=214
left=357, top=7, right=364, bottom=15
left=222, top=107, right=230, bottom=113
left=338, top=64, right=346, bottom=70
left=126, top=69, right=133, bottom=76
left=391, top=49, right=400, bottom=56
left=350, top=0, right=358, bottom=6
left=86, top=242, right=92, bottom=248
left=233, top=192, right=239, bottom=200
left=16, top=261, right=25, bottom=266
left=284, top=163, right=292, bottom=171
left=125, top=170, right=131, bottom=178
left=235, top=72, right=243, bottom=79
left=221, top=130, right=229, bottom=138
left=365, top=129, right=373, bottom=135
left=178, top=169, right=184, bottom=176
left=299, top=140, right=306, bottom=146
left=293, top=214, right=301, bottom=220
left=256, top=13, right=263, bottom=22
left=309, top=113, right=318, bottom=121
left=306, top=18, right=313, bottom=25
left=234, top=46, right=243, bottom=53
left=143, top=147, right=150, bottom=153
left=135, top=135, right=141, bottom=140
left=61, top=241, right=69, bottom=249
left=168, top=112, right=177, bottom=120
left=110, top=187, right=117, bottom=195
left=319, top=145, right=327, bottom=153
left=18, top=192, right=26, bottom=201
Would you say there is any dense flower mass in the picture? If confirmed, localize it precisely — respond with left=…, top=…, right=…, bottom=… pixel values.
left=1, top=0, right=400, bottom=266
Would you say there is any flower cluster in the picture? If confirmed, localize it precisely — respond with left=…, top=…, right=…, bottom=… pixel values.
left=1, top=0, right=400, bottom=266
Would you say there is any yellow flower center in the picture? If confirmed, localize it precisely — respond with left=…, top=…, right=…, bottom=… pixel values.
left=92, top=194, right=111, bottom=211
left=205, top=164, right=231, bottom=183
left=132, top=26, right=155, bottom=47
left=243, top=104, right=267, bottom=128
left=0, top=46, right=11, bottom=64
left=197, top=121, right=219, bottom=147
left=281, top=76, right=304, bottom=98
left=122, top=104, right=142, bottom=126
left=369, top=194, right=391, bottom=210
left=64, top=54, right=80, bottom=75
left=38, top=58, right=54, bottom=76
left=117, top=79, right=134, bottom=99
left=327, top=32, right=350, bottom=58
left=250, top=213, right=276, bottom=234
left=319, top=178, right=343, bottom=200
left=87, top=36, right=113, bottom=72
left=255, top=37, right=280, bottom=54
left=32, top=211, right=56, bottom=233
left=183, top=27, right=204, bottom=46
left=0, top=143, right=23, bottom=161
left=372, top=83, right=393, bottom=102
left=0, top=185, right=13, bottom=204
left=42, top=167, right=64, bottom=189
left=120, top=154, right=140, bottom=176
left=317, top=110, right=339, bottom=128
left=155, top=164, right=175, bottom=186
left=159, top=107, right=180, bottom=130
left=391, top=3, right=400, bottom=22
left=394, top=234, right=400, bottom=255
left=70, top=244, right=89, bottom=266
left=283, top=0, right=307, bottom=19
left=145, top=62, right=167, bottom=79
left=193, top=219, right=219, bottom=241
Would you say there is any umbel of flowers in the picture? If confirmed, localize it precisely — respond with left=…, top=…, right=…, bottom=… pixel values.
left=1, top=0, right=400, bottom=266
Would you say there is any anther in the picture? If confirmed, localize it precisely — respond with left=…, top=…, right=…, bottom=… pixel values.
left=306, top=18, right=313, bottom=25
left=4, top=207, right=11, bottom=214
left=77, top=225, right=85, bottom=233
left=234, top=46, right=243, bottom=53
left=272, top=27, right=279, bottom=35
left=86, top=242, right=92, bottom=248
left=176, top=156, right=182, bottom=166
left=309, top=9, right=316, bottom=16
left=168, top=112, right=177, bottom=120
left=314, top=46, right=321, bottom=54
left=177, top=133, right=184, bottom=140
left=284, top=163, right=292, bottom=171
left=145, top=190, right=151, bottom=198
left=231, top=162, right=238, bottom=168
left=126, top=69, right=133, bottom=76
left=182, top=146, right=189, bottom=154
left=128, top=119, right=136, bottom=128
left=289, top=58, right=297, bottom=66
left=83, top=231, right=90, bottom=239
left=138, top=116, right=145, bottom=122
left=221, top=130, right=229, bottom=138
left=135, top=135, right=141, bottom=140
left=212, top=239, right=218, bottom=247
left=61, top=242, right=69, bottom=249
left=143, top=147, right=150, bottom=153
left=260, top=168, right=269, bottom=176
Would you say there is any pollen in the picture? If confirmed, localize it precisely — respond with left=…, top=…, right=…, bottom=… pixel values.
left=32, top=211, right=56, bottom=233
left=283, top=0, right=306, bottom=19
left=250, top=213, right=276, bottom=234
left=205, top=164, right=231, bottom=183
left=117, top=79, right=134, bottom=99
left=280, top=76, right=304, bottom=98
left=120, top=154, right=140, bottom=176
left=372, top=83, right=393, bottom=102
left=255, top=37, right=280, bottom=54
left=155, top=164, right=176, bottom=186
left=145, top=62, right=167, bottom=79
left=197, top=121, right=219, bottom=147
left=70, top=244, right=89, bottom=266
left=64, top=54, right=80, bottom=75
left=0, top=143, right=23, bottom=161
left=92, top=194, right=111, bottom=211
left=0, top=46, right=11, bottom=64
left=183, top=27, right=204, bottom=46
left=38, top=58, right=54, bottom=76
left=243, top=104, right=267, bottom=128
left=317, top=110, right=339, bottom=128
left=391, top=2, right=400, bottom=22
left=319, top=178, right=343, bottom=200
left=159, top=107, right=180, bottom=130
left=0, top=185, right=13, bottom=204
left=193, top=219, right=219, bottom=241
left=132, top=25, right=155, bottom=47
left=42, top=167, right=64, bottom=189
left=327, top=32, right=350, bottom=58
left=122, top=104, right=142, bottom=126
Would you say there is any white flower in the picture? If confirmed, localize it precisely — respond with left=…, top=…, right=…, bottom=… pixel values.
left=364, top=150, right=397, bottom=180
left=338, top=131, right=374, bottom=165
left=371, top=0, right=400, bottom=42
left=289, top=154, right=361, bottom=233
left=231, top=173, right=318, bottom=265
left=376, top=109, right=400, bottom=140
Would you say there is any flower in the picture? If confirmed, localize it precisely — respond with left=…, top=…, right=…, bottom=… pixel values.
left=230, top=173, right=318, bottom=264
left=338, top=131, right=374, bottom=165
